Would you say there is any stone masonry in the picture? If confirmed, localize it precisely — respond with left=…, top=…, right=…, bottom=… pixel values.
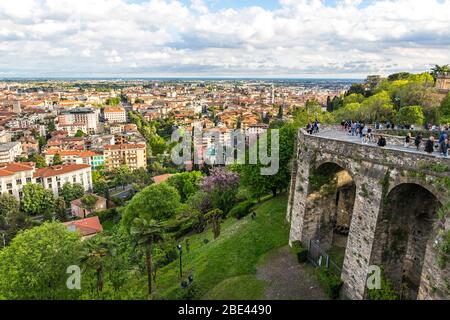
left=287, top=129, right=450, bottom=300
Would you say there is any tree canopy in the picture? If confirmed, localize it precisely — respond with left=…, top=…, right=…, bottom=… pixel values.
left=122, top=183, right=181, bottom=229
left=0, top=222, right=82, bottom=299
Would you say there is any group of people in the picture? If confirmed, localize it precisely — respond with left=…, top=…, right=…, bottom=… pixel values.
left=410, top=131, right=450, bottom=158
left=341, top=120, right=374, bottom=143
left=306, top=120, right=321, bottom=135
left=340, top=120, right=450, bottom=158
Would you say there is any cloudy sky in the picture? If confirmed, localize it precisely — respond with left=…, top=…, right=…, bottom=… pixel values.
left=0, top=0, right=449, bottom=78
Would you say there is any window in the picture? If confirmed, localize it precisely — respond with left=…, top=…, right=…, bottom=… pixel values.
left=7, top=183, right=12, bottom=189
left=16, top=179, right=22, bottom=185
left=26, top=178, right=31, bottom=183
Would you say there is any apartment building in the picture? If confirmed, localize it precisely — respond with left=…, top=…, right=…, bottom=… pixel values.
left=104, top=106, right=126, bottom=123
left=58, top=107, right=99, bottom=134
left=0, top=141, right=22, bottom=163
left=45, top=150, right=104, bottom=170
left=0, top=162, right=92, bottom=200
left=103, top=144, right=147, bottom=171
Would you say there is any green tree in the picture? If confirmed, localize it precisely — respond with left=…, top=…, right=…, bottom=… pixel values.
left=431, top=64, right=450, bottom=81
left=235, top=124, right=296, bottom=200
left=53, top=153, right=63, bottom=165
left=440, top=93, right=450, bottom=122
left=22, top=184, right=55, bottom=219
left=0, top=193, right=30, bottom=244
left=81, top=236, right=115, bottom=295
left=150, top=135, right=167, bottom=156
left=74, top=130, right=86, bottom=138
left=396, top=106, right=425, bottom=126
left=93, top=179, right=110, bottom=199
left=0, top=222, right=82, bottom=299
left=60, top=183, right=85, bottom=204
left=205, top=209, right=223, bottom=239
left=80, top=194, right=98, bottom=217
left=129, top=218, right=165, bottom=298
left=360, top=91, right=395, bottom=123
left=166, top=171, right=203, bottom=202
left=54, top=197, right=67, bottom=222
left=115, top=165, right=133, bottom=190
left=106, top=97, right=120, bottom=106
left=28, top=153, right=47, bottom=168
left=122, top=183, right=180, bottom=227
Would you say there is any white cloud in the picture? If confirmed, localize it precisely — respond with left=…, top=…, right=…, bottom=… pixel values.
left=0, top=0, right=449, bottom=77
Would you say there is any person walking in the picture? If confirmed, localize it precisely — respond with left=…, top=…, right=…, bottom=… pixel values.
left=377, top=135, right=387, bottom=147
left=404, top=133, right=412, bottom=148
left=425, top=136, right=435, bottom=154
left=414, top=133, right=422, bottom=150
left=440, top=138, right=449, bottom=158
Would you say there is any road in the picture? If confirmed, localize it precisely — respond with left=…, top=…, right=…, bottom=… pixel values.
left=312, top=129, right=450, bottom=160
left=110, top=184, right=134, bottom=200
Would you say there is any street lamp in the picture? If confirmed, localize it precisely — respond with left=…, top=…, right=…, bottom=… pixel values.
left=177, top=244, right=183, bottom=278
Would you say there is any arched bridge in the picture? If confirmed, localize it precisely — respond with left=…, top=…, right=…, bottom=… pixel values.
left=287, top=128, right=450, bottom=300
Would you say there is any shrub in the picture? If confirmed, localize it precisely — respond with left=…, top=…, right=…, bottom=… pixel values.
left=174, top=283, right=200, bottom=300
left=315, top=267, right=343, bottom=299
left=229, top=199, right=256, bottom=219
left=94, top=208, right=118, bottom=223
left=367, top=274, right=399, bottom=300
left=291, top=241, right=308, bottom=263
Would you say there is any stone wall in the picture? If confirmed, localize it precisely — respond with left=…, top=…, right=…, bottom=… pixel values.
left=288, top=129, right=450, bottom=300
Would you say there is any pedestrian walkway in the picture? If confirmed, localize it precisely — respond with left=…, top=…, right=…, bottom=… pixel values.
left=312, top=129, right=450, bottom=160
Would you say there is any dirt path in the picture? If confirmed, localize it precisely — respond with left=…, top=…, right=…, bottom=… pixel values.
left=256, top=246, right=329, bottom=300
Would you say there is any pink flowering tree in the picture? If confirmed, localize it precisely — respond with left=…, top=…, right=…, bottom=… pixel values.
left=200, top=168, right=240, bottom=215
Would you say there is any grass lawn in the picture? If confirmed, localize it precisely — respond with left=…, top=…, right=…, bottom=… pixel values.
left=153, top=194, right=290, bottom=300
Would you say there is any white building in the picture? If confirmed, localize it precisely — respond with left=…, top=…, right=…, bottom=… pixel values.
left=0, top=141, right=22, bottom=163
left=0, top=162, right=92, bottom=200
left=104, top=106, right=127, bottom=123
left=245, top=124, right=269, bottom=136
left=58, top=107, right=99, bottom=134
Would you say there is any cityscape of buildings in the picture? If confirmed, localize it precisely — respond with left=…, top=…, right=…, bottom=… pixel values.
left=0, top=79, right=353, bottom=202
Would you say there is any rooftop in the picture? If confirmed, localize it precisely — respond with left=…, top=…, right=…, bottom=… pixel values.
left=34, top=164, right=91, bottom=178
left=64, top=216, right=103, bottom=237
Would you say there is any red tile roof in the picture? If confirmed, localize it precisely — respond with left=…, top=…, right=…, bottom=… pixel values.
left=34, top=164, right=91, bottom=178
left=152, top=173, right=174, bottom=184
left=46, top=150, right=100, bottom=157
left=64, top=216, right=103, bottom=237
left=0, top=162, right=35, bottom=177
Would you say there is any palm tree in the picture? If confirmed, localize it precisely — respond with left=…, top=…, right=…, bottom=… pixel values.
left=130, top=218, right=165, bottom=298
left=81, top=236, right=116, bottom=296
left=431, top=64, right=450, bottom=81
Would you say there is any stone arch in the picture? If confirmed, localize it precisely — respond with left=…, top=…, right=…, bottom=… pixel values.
left=388, top=177, right=447, bottom=208
left=369, top=182, right=442, bottom=300
left=304, top=160, right=358, bottom=271
left=314, top=157, right=358, bottom=188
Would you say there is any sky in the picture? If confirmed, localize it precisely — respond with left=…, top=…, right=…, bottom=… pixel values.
left=0, top=0, right=449, bottom=78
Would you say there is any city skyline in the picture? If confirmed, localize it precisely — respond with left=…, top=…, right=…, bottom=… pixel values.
left=0, top=0, right=450, bottom=78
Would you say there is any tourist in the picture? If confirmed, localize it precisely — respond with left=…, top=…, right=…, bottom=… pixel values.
left=351, top=121, right=356, bottom=136
left=377, top=135, right=387, bottom=147
left=439, top=130, right=447, bottom=144
left=404, top=133, right=412, bottom=148
left=367, top=127, right=373, bottom=143
left=425, top=136, right=435, bottom=154
left=362, top=125, right=369, bottom=143
left=414, top=133, right=422, bottom=150
left=440, top=138, right=449, bottom=158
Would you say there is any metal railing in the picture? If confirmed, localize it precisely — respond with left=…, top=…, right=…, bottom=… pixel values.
left=307, top=239, right=342, bottom=276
